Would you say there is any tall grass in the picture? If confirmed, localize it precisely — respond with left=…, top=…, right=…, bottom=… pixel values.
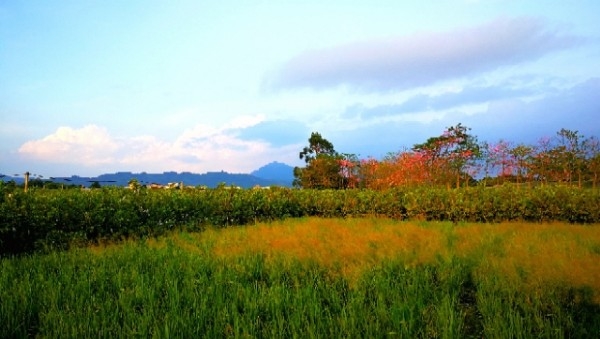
left=2, top=218, right=599, bottom=337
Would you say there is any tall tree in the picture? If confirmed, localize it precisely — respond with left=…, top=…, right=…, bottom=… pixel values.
left=338, top=153, right=360, bottom=189
left=298, top=132, right=336, bottom=162
left=555, top=128, right=586, bottom=187
left=413, top=123, right=480, bottom=188
left=509, top=143, right=534, bottom=185
left=294, top=132, right=344, bottom=189
left=584, top=136, right=600, bottom=188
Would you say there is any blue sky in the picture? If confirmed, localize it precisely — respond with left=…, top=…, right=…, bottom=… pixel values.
left=2, top=0, right=599, bottom=177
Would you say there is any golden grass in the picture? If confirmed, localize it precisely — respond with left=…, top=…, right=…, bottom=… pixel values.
left=208, top=218, right=600, bottom=298
left=85, top=217, right=600, bottom=300
left=209, top=218, right=449, bottom=281
left=462, top=223, right=600, bottom=300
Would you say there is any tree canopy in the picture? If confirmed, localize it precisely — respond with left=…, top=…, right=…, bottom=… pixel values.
left=293, top=125, right=600, bottom=190
left=293, top=132, right=350, bottom=189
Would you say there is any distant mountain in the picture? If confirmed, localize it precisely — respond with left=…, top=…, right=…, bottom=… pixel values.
left=0, top=163, right=295, bottom=188
left=93, top=170, right=289, bottom=188
left=251, top=161, right=295, bottom=186
left=0, top=173, right=26, bottom=184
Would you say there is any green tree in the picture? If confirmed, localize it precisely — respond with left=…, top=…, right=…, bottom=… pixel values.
left=128, top=178, right=141, bottom=191
left=513, top=144, right=534, bottom=185
left=555, top=128, right=586, bottom=187
left=583, top=136, right=600, bottom=188
left=294, top=132, right=344, bottom=189
left=299, top=132, right=337, bottom=162
left=530, top=130, right=587, bottom=186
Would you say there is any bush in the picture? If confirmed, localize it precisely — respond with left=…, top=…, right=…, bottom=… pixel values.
left=1, top=185, right=599, bottom=255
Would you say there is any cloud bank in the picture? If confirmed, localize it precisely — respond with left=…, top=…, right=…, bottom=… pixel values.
left=271, top=17, right=582, bottom=92
left=343, top=83, right=538, bottom=119
left=18, top=125, right=119, bottom=166
left=329, top=78, right=600, bottom=158
left=17, top=118, right=304, bottom=175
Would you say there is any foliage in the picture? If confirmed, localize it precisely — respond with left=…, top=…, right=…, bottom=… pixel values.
left=297, top=125, right=600, bottom=190
left=298, top=131, right=337, bottom=162
left=1, top=185, right=600, bottom=256
left=412, top=123, right=481, bottom=188
left=128, top=178, right=141, bottom=191
left=294, top=132, right=350, bottom=189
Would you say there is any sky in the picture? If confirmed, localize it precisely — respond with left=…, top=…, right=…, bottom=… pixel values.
left=1, top=0, right=600, bottom=177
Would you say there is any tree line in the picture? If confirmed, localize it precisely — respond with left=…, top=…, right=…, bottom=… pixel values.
left=293, top=124, right=600, bottom=189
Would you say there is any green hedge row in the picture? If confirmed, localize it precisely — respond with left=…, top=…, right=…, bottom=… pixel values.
left=1, top=185, right=599, bottom=255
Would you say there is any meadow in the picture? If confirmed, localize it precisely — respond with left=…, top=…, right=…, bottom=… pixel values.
left=2, top=217, right=600, bottom=338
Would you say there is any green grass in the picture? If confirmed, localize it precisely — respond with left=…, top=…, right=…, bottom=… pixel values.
left=2, top=218, right=600, bottom=338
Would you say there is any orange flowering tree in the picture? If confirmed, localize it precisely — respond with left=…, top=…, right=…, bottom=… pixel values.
left=412, top=123, right=481, bottom=188
left=337, top=153, right=360, bottom=189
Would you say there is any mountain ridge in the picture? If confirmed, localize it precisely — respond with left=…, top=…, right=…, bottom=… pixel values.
left=0, top=162, right=296, bottom=188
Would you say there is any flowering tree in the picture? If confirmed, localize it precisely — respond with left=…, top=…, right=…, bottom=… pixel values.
left=292, top=126, right=600, bottom=190
left=492, top=140, right=514, bottom=177
left=509, top=144, right=534, bottom=185
left=412, top=123, right=480, bottom=188
left=356, top=157, right=382, bottom=189
left=479, top=140, right=514, bottom=185
left=338, top=153, right=360, bottom=189
left=382, top=151, right=432, bottom=187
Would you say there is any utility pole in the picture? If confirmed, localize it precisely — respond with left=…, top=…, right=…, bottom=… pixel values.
left=24, top=171, right=30, bottom=192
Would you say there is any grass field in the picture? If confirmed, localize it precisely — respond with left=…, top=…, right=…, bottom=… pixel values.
left=2, top=217, right=600, bottom=338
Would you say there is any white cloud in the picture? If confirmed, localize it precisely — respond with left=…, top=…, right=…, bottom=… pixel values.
left=18, top=125, right=119, bottom=165
left=17, top=118, right=304, bottom=174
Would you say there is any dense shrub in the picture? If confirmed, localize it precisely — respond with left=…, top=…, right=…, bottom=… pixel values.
left=1, top=185, right=599, bottom=255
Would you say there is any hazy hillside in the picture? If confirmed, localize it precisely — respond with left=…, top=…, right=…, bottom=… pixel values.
left=0, top=162, right=295, bottom=188
left=250, top=161, right=294, bottom=185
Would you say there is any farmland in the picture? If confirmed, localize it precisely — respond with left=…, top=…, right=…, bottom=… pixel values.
left=1, top=185, right=600, bottom=337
